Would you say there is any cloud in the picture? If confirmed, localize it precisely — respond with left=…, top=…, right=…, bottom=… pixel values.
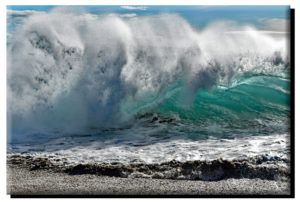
left=119, top=13, right=137, bottom=18
left=258, top=18, right=289, bottom=32
left=120, top=6, right=147, bottom=11
left=7, top=9, right=45, bottom=24
left=7, top=9, right=44, bottom=16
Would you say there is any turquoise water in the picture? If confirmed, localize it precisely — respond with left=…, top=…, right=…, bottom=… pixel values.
left=120, top=74, right=290, bottom=139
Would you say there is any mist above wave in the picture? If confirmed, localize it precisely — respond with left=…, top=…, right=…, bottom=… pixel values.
left=7, top=8, right=289, bottom=135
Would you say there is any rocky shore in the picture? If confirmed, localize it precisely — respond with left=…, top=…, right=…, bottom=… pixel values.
left=7, top=154, right=290, bottom=181
left=7, top=165, right=290, bottom=196
left=6, top=153, right=291, bottom=196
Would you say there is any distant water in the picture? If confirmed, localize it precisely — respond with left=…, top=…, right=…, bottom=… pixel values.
left=7, top=8, right=290, bottom=165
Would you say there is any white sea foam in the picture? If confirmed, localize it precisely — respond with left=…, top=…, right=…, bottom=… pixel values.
left=7, top=133, right=289, bottom=166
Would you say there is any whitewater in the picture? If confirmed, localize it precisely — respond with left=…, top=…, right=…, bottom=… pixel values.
left=7, top=8, right=290, bottom=167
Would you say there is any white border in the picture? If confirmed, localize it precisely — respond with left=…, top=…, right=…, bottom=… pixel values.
left=1, top=0, right=298, bottom=201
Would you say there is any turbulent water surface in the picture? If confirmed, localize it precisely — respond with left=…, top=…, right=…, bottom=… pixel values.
left=7, top=8, right=290, bottom=168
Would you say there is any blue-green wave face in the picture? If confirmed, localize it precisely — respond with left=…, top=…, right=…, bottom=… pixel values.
left=160, top=75, right=289, bottom=122
left=121, top=73, right=290, bottom=139
left=7, top=9, right=290, bottom=139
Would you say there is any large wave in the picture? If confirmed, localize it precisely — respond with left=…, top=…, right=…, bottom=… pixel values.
left=7, top=8, right=290, bottom=135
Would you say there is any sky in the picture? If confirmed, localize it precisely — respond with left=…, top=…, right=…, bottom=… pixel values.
left=7, top=5, right=290, bottom=32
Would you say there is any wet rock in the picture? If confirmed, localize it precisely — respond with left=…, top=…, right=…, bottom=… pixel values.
left=7, top=154, right=290, bottom=181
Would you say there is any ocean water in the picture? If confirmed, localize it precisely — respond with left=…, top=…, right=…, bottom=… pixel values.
left=7, top=7, right=290, bottom=166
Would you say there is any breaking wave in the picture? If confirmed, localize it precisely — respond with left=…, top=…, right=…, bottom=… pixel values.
left=7, top=8, right=290, bottom=136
